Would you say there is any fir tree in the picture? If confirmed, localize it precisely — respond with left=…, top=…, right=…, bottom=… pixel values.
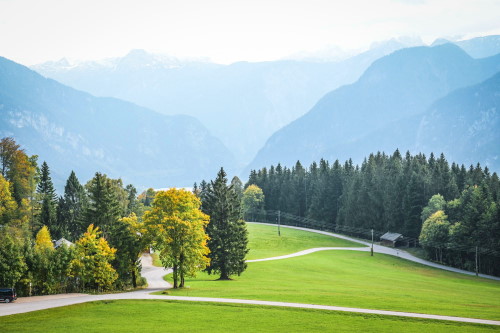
left=125, top=184, right=139, bottom=216
left=230, top=176, right=244, bottom=201
left=84, top=172, right=121, bottom=238
left=37, top=161, right=57, bottom=234
left=203, top=168, right=248, bottom=280
left=56, top=171, right=86, bottom=240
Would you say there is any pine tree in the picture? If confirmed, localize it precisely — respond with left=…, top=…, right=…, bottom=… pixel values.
left=125, top=184, right=139, bottom=216
left=230, top=176, right=244, bottom=201
left=203, top=168, right=248, bottom=280
left=37, top=161, right=58, bottom=234
left=56, top=171, right=86, bottom=240
left=84, top=172, right=121, bottom=238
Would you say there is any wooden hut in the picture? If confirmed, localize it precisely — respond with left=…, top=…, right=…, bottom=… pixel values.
left=380, top=232, right=403, bottom=247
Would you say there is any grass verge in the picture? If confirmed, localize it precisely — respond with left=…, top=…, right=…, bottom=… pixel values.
left=150, top=252, right=162, bottom=267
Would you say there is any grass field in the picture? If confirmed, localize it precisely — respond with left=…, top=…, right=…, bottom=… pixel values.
left=1, top=300, right=498, bottom=332
left=246, top=222, right=363, bottom=260
left=161, top=225, right=500, bottom=321
left=4, top=223, right=498, bottom=332
left=151, top=222, right=362, bottom=266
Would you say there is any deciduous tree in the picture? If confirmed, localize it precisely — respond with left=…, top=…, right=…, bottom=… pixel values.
left=241, top=184, right=265, bottom=221
left=419, top=210, right=450, bottom=262
left=144, top=189, right=209, bottom=288
left=69, top=224, right=118, bottom=291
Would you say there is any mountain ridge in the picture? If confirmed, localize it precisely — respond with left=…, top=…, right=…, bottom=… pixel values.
left=0, top=56, right=236, bottom=190
left=245, top=43, right=500, bottom=174
left=30, top=38, right=427, bottom=166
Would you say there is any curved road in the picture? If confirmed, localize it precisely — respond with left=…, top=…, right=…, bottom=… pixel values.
left=250, top=222, right=500, bottom=281
left=247, top=247, right=369, bottom=262
left=1, top=227, right=499, bottom=326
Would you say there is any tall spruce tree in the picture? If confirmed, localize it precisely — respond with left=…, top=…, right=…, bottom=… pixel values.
left=84, top=173, right=141, bottom=287
left=203, top=168, right=248, bottom=280
left=84, top=172, right=121, bottom=238
left=37, top=161, right=58, bottom=234
left=125, top=184, right=139, bottom=216
left=230, top=176, right=244, bottom=202
left=56, top=171, right=86, bottom=240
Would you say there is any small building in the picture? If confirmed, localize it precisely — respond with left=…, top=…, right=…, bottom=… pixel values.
left=380, top=232, right=404, bottom=247
left=54, top=238, right=74, bottom=248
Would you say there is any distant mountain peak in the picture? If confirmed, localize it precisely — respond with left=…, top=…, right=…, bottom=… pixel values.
left=117, top=49, right=183, bottom=69
left=369, top=35, right=424, bottom=50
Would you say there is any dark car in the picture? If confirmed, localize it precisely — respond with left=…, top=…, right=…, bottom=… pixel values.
left=0, top=288, right=17, bottom=303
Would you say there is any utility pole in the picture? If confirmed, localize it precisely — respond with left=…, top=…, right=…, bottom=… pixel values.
left=278, top=210, right=281, bottom=236
left=371, top=229, right=374, bottom=256
left=475, top=246, right=478, bottom=277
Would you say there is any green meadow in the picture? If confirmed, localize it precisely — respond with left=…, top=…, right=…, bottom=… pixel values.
left=246, top=222, right=363, bottom=260
left=1, top=300, right=497, bottom=333
left=3, top=223, right=499, bottom=332
left=162, top=224, right=500, bottom=321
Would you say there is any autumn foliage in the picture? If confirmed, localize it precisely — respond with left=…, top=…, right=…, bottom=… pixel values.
left=145, top=189, right=210, bottom=288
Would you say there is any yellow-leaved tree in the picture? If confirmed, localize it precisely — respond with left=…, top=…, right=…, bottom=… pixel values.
left=144, top=189, right=210, bottom=288
left=35, top=226, right=54, bottom=252
left=33, top=225, right=56, bottom=294
left=69, top=224, right=117, bottom=291
left=0, top=174, right=18, bottom=225
left=0, top=174, right=30, bottom=231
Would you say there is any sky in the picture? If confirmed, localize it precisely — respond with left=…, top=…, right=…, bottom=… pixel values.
left=1, top=0, right=500, bottom=66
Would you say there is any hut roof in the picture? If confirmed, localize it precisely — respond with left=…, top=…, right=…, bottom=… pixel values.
left=380, top=232, right=403, bottom=242
left=55, top=238, right=74, bottom=248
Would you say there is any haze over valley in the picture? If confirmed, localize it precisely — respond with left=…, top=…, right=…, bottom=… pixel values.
left=1, top=34, right=499, bottom=189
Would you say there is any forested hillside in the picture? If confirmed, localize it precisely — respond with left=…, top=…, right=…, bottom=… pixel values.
left=246, top=151, right=500, bottom=275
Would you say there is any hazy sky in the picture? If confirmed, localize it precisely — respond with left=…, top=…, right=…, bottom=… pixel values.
left=1, top=0, right=499, bottom=65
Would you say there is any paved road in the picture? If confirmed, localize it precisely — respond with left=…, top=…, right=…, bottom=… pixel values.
left=251, top=222, right=500, bottom=281
left=247, top=247, right=369, bottom=262
left=0, top=254, right=171, bottom=317
left=3, top=286, right=499, bottom=326
left=140, top=253, right=172, bottom=289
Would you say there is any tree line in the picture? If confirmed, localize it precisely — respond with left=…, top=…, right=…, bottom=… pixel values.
left=0, top=137, right=250, bottom=294
left=245, top=150, right=500, bottom=276
left=0, top=137, right=147, bottom=294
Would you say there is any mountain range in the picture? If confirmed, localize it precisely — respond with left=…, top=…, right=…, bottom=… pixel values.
left=415, top=72, right=500, bottom=169
left=0, top=57, right=236, bottom=190
left=2, top=35, right=499, bottom=189
left=434, top=35, right=500, bottom=58
left=31, top=37, right=426, bottom=166
left=246, top=43, right=500, bottom=173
